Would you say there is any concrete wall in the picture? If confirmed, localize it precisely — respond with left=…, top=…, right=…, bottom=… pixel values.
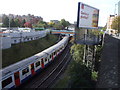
left=1, top=30, right=48, bottom=49
left=0, top=36, right=11, bottom=49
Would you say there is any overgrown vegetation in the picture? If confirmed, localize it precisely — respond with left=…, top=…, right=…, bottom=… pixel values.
left=54, top=44, right=102, bottom=88
left=69, top=44, right=95, bottom=88
left=2, top=34, right=59, bottom=68
left=94, top=45, right=103, bottom=72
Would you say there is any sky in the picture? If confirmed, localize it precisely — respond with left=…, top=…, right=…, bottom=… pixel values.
left=0, top=0, right=119, bottom=27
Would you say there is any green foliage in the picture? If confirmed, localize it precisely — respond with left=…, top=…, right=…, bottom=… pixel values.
left=14, top=19, right=20, bottom=27
left=94, top=45, right=102, bottom=71
left=48, top=21, right=55, bottom=27
left=34, top=21, right=48, bottom=28
left=89, top=30, right=103, bottom=36
left=2, top=34, right=59, bottom=68
left=47, top=19, right=70, bottom=30
left=70, top=44, right=84, bottom=63
left=68, top=60, right=92, bottom=88
left=111, top=16, right=120, bottom=32
left=21, top=19, right=26, bottom=27
left=92, top=71, right=98, bottom=81
left=2, top=16, right=26, bottom=27
left=2, top=16, right=9, bottom=27
left=69, top=44, right=95, bottom=88
left=53, top=22, right=63, bottom=30
left=54, top=44, right=98, bottom=88
left=10, top=19, right=16, bottom=27
left=60, top=19, right=70, bottom=29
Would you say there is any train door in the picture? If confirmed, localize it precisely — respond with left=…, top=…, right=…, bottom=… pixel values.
left=52, top=53, right=54, bottom=60
left=14, top=71, right=20, bottom=87
left=30, top=63, right=36, bottom=75
left=41, top=58, right=44, bottom=68
left=55, top=50, right=58, bottom=56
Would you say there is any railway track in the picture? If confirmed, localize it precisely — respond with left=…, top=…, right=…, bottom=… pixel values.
left=18, top=43, right=72, bottom=88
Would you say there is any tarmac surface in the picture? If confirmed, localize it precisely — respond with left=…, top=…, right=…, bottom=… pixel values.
left=97, top=34, right=120, bottom=88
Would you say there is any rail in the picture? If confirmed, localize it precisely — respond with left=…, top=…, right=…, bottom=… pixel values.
left=35, top=45, right=71, bottom=88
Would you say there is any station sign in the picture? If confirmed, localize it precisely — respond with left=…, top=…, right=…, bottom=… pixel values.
left=77, top=2, right=99, bottom=28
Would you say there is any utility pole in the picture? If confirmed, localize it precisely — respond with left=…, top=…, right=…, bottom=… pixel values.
left=9, top=15, right=10, bottom=32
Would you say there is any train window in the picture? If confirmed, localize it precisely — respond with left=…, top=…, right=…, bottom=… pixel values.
left=50, top=55, right=52, bottom=59
left=22, top=67, right=29, bottom=75
left=52, top=53, right=54, bottom=56
left=2, top=77, right=12, bottom=88
left=14, top=40, right=16, bottom=43
left=35, top=61, right=40, bottom=67
left=41, top=58, right=44, bottom=64
left=54, top=52, right=56, bottom=55
left=47, top=57, right=49, bottom=62
left=45, top=58, right=47, bottom=62
left=60, top=47, right=62, bottom=50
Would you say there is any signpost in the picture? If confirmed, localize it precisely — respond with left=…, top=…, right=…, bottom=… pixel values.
left=75, top=2, right=100, bottom=45
left=77, top=2, right=99, bottom=28
left=75, top=2, right=100, bottom=70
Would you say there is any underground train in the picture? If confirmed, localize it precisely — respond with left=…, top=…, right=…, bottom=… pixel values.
left=0, top=35, right=69, bottom=89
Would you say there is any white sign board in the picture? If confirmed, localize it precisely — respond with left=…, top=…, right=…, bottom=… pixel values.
left=77, top=2, right=99, bottom=28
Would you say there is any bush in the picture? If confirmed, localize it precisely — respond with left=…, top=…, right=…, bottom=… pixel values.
left=68, top=44, right=95, bottom=88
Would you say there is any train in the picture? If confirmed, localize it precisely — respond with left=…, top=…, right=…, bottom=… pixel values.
left=0, top=35, right=69, bottom=89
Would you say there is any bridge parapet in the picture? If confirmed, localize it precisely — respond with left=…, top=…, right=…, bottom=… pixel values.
left=51, top=30, right=75, bottom=36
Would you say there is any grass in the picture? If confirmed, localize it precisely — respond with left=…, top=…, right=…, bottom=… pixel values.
left=2, top=34, right=59, bottom=68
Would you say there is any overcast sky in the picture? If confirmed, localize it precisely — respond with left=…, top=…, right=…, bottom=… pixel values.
left=0, top=0, right=119, bottom=26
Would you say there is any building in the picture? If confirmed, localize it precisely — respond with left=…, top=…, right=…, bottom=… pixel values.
left=50, top=20, right=59, bottom=24
left=0, top=30, right=48, bottom=49
left=118, top=1, right=120, bottom=15
left=107, top=15, right=115, bottom=29
left=0, top=36, right=11, bottom=49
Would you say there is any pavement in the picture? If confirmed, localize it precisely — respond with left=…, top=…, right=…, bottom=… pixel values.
left=97, top=34, right=120, bottom=88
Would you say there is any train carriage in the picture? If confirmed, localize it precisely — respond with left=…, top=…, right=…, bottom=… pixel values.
left=0, top=35, right=69, bottom=89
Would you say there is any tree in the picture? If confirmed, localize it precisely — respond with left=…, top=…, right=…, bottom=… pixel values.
left=70, top=44, right=84, bottom=63
left=111, top=16, right=120, bottom=32
left=21, top=19, right=26, bottom=27
left=10, top=19, right=16, bottom=27
left=48, top=21, right=55, bottom=27
left=34, top=21, right=48, bottom=28
left=69, top=44, right=94, bottom=88
left=14, top=19, right=20, bottom=27
left=53, top=23, right=63, bottom=30
left=2, top=16, right=9, bottom=27
left=24, top=22, right=32, bottom=28
left=60, top=19, right=70, bottom=29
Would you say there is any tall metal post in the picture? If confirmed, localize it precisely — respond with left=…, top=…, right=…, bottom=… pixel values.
left=9, top=15, right=10, bottom=31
